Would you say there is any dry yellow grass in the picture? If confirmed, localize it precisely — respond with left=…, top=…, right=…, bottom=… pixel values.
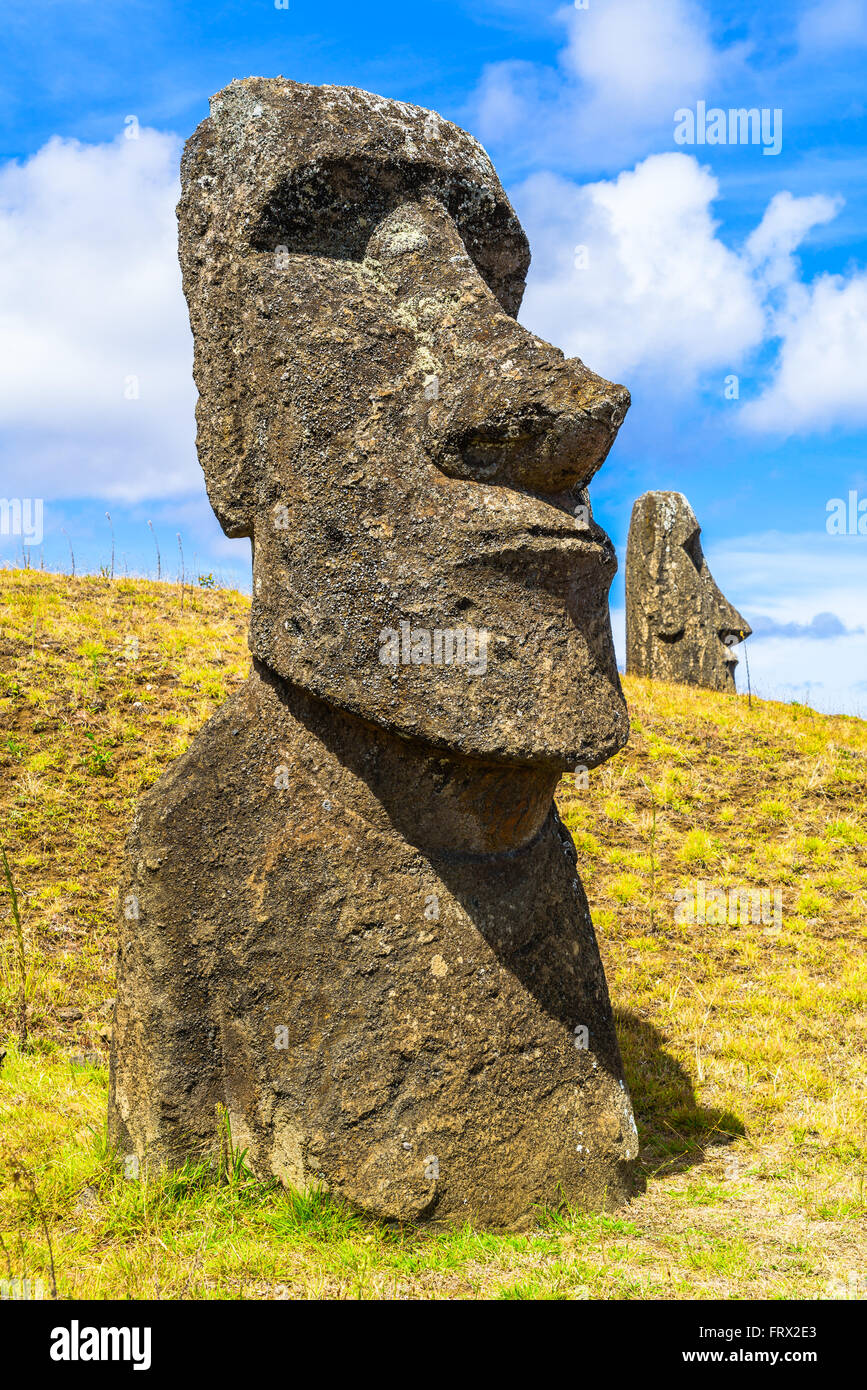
left=1, top=567, right=865, bottom=1299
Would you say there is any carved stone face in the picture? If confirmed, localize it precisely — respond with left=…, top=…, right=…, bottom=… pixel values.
left=625, top=491, right=751, bottom=692
left=178, top=78, right=632, bottom=768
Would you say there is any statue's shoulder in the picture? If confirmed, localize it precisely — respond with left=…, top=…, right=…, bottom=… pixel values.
left=121, top=671, right=380, bottom=922
left=127, top=678, right=260, bottom=845
left=124, top=672, right=366, bottom=875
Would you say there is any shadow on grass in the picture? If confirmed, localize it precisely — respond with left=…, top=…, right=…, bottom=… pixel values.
left=615, top=1008, right=745, bottom=1178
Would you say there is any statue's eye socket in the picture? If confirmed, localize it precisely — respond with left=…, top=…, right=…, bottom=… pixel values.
left=683, top=528, right=703, bottom=573
left=247, top=157, right=527, bottom=316
left=251, top=162, right=394, bottom=261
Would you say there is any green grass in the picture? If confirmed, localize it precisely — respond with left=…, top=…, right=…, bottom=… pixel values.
left=1, top=567, right=866, bottom=1299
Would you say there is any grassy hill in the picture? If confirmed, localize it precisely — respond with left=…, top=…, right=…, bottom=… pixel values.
left=1, top=566, right=865, bottom=1300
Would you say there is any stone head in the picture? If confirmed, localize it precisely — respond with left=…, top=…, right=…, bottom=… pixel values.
left=625, top=491, right=751, bottom=691
left=178, top=78, right=632, bottom=768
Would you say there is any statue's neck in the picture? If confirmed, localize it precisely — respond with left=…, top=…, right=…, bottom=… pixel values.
left=253, top=660, right=559, bottom=856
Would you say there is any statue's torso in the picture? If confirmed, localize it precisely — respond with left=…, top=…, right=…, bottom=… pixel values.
left=110, top=669, right=638, bottom=1227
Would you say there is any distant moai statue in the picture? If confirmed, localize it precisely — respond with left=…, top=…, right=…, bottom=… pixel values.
left=626, top=491, right=751, bottom=692
left=109, top=77, right=640, bottom=1229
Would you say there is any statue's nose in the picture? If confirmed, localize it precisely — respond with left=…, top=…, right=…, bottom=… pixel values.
left=718, top=608, right=752, bottom=655
left=428, top=345, right=630, bottom=494
left=368, top=197, right=630, bottom=496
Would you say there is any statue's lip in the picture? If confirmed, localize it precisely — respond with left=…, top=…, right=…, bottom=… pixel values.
left=467, top=523, right=615, bottom=565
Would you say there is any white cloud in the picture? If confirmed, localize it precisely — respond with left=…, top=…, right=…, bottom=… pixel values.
left=797, top=0, right=867, bottom=50
left=515, top=153, right=764, bottom=384
left=471, top=0, right=743, bottom=169
left=559, top=0, right=715, bottom=100
left=744, top=190, right=842, bottom=290
left=740, top=269, right=867, bottom=433
left=0, top=129, right=197, bottom=503
left=512, top=154, right=867, bottom=431
left=732, top=190, right=867, bottom=432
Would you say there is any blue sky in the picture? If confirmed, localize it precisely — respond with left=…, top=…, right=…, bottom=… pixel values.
left=2, top=0, right=866, bottom=712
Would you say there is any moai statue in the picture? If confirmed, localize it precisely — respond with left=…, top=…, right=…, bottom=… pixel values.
left=109, top=78, right=640, bottom=1228
left=625, top=491, right=751, bottom=692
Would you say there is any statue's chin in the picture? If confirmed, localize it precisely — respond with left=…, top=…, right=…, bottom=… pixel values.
left=248, top=581, right=627, bottom=771
left=252, top=658, right=626, bottom=775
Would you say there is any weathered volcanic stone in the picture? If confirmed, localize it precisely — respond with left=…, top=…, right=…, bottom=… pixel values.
left=109, top=77, right=640, bottom=1228
left=626, top=491, right=751, bottom=692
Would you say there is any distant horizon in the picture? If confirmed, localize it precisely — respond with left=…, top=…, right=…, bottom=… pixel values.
left=6, top=544, right=864, bottom=722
